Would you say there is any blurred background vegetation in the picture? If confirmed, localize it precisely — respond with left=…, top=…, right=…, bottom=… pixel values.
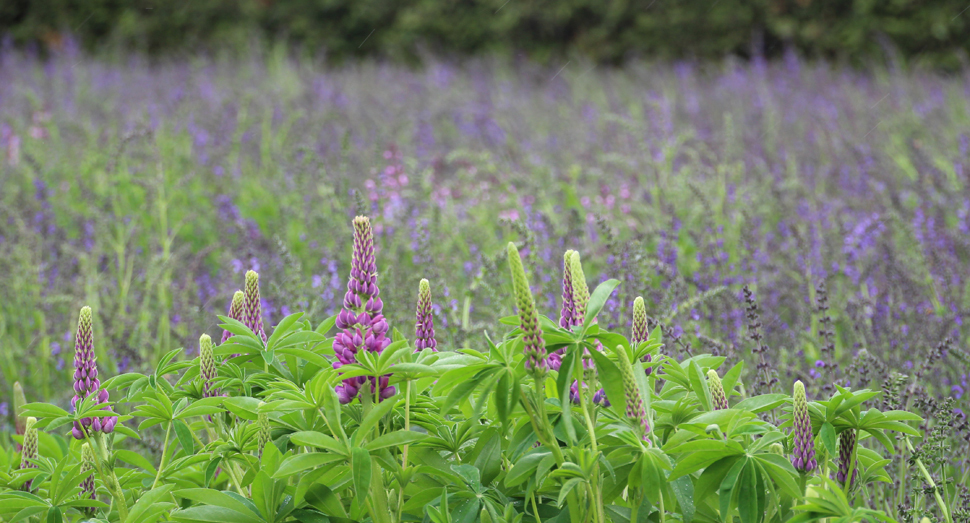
left=1, top=0, right=969, bottom=67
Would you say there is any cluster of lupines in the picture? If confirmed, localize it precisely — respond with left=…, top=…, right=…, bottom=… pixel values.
left=71, top=306, right=117, bottom=439
left=708, top=370, right=729, bottom=410
left=507, top=242, right=547, bottom=375
left=333, top=217, right=394, bottom=403
left=791, top=381, right=818, bottom=473
left=221, top=290, right=246, bottom=343
left=18, top=416, right=38, bottom=491
left=837, top=429, right=858, bottom=487
left=631, top=296, right=652, bottom=375
left=414, top=279, right=438, bottom=352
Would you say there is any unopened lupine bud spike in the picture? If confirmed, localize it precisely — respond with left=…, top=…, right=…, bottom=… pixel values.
left=632, top=297, right=652, bottom=375
left=837, top=429, right=857, bottom=487
left=13, top=382, right=27, bottom=450
left=222, top=290, right=246, bottom=343
left=414, top=279, right=438, bottom=352
left=244, top=271, right=267, bottom=342
left=507, top=243, right=547, bottom=376
left=569, top=252, right=590, bottom=323
left=20, top=417, right=38, bottom=491
left=708, top=370, right=729, bottom=410
left=616, top=347, right=650, bottom=440
left=199, top=334, right=218, bottom=398
left=560, top=251, right=577, bottom=330
left=791, top=381, right=818, bottom=473
left=257, top=405, right=271, bottom=459
left=79, top=442, right=97, bottom=510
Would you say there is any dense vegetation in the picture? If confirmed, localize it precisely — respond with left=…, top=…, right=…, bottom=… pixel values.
left=2, top=0, right=970, bottom=67
left=0, top=220, right=949, bottom=522
left=0, top=47, right=969, bottom=520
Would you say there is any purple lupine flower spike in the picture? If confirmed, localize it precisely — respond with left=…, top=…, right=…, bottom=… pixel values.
left=71, top=307, right=117, bottom=440
left=334, top=217, right=395, bottom=403
left=791, top=381, right=818, bottom=473
left=547, top=250, right=577, bottom=372
left=632, top=296, right=652, bottom=375
left=507, top=242, right=547, bottom=376
left=244, top=271, right=267, bottom=342
left=414, top=279, right=438, bottom=352
left=19, top=416, right=38, bottom=491
left=221, top=290, right=246, bottom=344
left=837, top=429, right=857, bottom=487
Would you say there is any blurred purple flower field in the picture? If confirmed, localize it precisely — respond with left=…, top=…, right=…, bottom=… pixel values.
left=0, top=45, right=968, bottom=442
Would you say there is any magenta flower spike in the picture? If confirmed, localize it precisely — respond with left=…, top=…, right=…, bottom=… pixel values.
left=71, top=307, right=117, bottom=440
left=221, top=290, right=246, bottom=344
left=333, top=216, right=394, bottom=403
left=791, top=381, right=818, bottom=473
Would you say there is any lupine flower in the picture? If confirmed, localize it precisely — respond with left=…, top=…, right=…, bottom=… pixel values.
left=333, top=217, right=394, bottom=403
left=79, top=442, right=96, bottom=511
left=199, top=334, right=219, bottom=398
left=13, top=381, right=26, bottom=451
left=570, top=252, right=609, bottom=400
left=548, top=250, right=577, bottom=371
left=507, top=242, right=546, bottom=376
left=708, top=370, right=729, bottom=410
left=20, top=416, right=38, bottom=491
left=790, top=381, right=818, bottom=473
left=221, top=290, right=246, bottom=343
left=257, top=405, right=271, bottom=459
left=569, top=380, right=611, bottom=407
left=244, top=271, right=267, bottom=342
left=837, top=428, right=857, bottom=487
left=616, top=347, right=650, bottom=440
left=71, top=307, right=117, bottom=440
left=632, top=296, right=652, bottom=375
left=414, top=279, right=437, bottom=352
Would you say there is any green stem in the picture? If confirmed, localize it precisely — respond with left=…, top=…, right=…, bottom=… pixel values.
left=531, top=493, right=543, bottom=523
left=90, top=433, right=129, bottom=523
left=905, top=437, right=953, bottom=523
left=151, top=421, right=173, bottom=489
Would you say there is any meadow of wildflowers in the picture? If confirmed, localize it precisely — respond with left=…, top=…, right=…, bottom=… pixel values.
left=0, top=44, right=969, bottom=520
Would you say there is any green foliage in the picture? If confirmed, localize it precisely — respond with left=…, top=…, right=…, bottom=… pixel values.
left=0, top=247, right=931, bottom=523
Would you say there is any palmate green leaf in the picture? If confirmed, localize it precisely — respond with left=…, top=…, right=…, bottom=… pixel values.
left=274, top=453, right=344, bottom=479
left=582, top=279, right=621, bottom=331
left=751, top=453, right=801, bottom=499
left=352, top=447, right=372, bottom=501
left=289, top=431, right=349, bottom=456
left=669, top=474, right=695, bottom=523
left=176, top=397, right=227, bottom=420
left=364, top=430, right=427, bottom=450
left=733, top=394, right=788, bottom=414
left=689, top=361, right=712, bottom=411
left=128, top=484, right=176, bottom=523
left=171, top=505, right=266, bottom=523
left=176, top=489, right=264, bottom=522
left=265, top=311, right=305, bottom=350
left=174, top=419, right=196, bottom=454
left=819, top=422, right=837, bottom=457
left=275, top=347, right=332, bottom=369
left=224, top=397, right=262, bottom=421
left=505, top=450, right=551, bottom=487
left=20, top=402, right=69, bottom=420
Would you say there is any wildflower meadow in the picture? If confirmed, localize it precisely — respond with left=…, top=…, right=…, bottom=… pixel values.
left=0, top=44, right=968, bottom=522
